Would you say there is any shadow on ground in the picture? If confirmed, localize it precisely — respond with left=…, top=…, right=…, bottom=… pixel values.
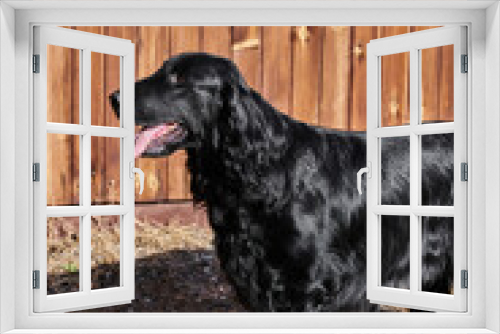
left=48, top=249, right=245, bottom=312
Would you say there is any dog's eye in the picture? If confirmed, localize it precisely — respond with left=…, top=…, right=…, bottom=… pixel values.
left=169, top=73, right=184, bottom=85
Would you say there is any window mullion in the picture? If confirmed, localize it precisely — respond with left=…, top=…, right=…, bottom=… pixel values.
left=82, top=48, right=91, bottom=208
left=373, top=205, right=454, bottom=217
left=81, top=213, right=91, bottom=293
left=82, top=47, right=92, bottom=294
left=409, top=47, right=419, bottom=294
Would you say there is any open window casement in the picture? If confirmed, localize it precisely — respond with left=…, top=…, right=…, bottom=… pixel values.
left=33, top=26, right=140, bottom=312
left=365, top=26, right=467, bottom=312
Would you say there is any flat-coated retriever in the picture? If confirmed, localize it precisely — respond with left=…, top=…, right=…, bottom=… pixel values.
left=110, top=52, right=453, bottom=312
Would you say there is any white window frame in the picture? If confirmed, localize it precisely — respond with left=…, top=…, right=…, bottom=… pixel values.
left=366, top=26, right=467, bottom=312
left=0, top=1, right=498, bottom=333
left=33, top=25, right=136, bottom=313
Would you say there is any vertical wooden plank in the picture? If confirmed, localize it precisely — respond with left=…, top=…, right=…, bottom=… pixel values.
left=320, top=26, right=351, bottom=130
left=231, top=26, right=262, bottom=91
left=351, top=26, right=378, bottom=131
left=134, top=26, right=171, bottom=202
left=70, top=31, right=81, bottom=205
left=421, top=42, right=440, bottom=124
left=92, top=28, right=106, bottom=205
left=46, top=45, right=61, bottom=205
left=292, top=26, right=323, bottom=125
left=379, top=25, right=412, bottom=37
left=133, top=26, right=160, bottom=203
left=439, top=44, right=454, bottom=122
left=202, top=27, right=231, bottom=59
left=74, top=27, right=107, bottom=204
left=378, top=26, right=411, bottom=127
left=48, top=46, right=69, bottom=125
left=262, top=26, right=292, bottom=116
left=58, top=48, right=68, bottom=203
left=170, top=27, right=201, bottom=200
left=100, top=28, right=121, bottom=129
left=101, top=27, right=121, bottom=205
left=411, top=26, right=442, bottom=123
left=46, top=45, right=55, bottom=204
left=47, top=45, right=76, bottom=205
left=93, top=50, right=105, bottom=205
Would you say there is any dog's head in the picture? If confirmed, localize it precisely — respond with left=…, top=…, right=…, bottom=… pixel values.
left=110, top=52, right=249, bottom=158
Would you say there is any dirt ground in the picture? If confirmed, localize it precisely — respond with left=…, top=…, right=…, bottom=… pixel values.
left=47, top=203, right=245, bottom=312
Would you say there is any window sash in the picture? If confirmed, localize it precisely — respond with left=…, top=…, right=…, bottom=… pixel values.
left=366, top=25, right=468, bottom=312
left=32, top=25, right=136, bottom=313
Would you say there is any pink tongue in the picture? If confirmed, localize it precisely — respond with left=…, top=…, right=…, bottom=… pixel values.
left=135, top=124, right=174, bottom=158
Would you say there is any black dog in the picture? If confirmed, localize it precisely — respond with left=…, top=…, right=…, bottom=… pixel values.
left=110, top=52, right=453, bottom=312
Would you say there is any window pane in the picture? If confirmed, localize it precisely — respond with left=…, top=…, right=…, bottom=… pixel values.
left=47, top=217, right=80, bottom=295
left=421, top=133, right=454, bottom=206
left=381, top=215, right=410, bottom=290
left=421, top=216, right=454, bottom=294
left=91, top=137, right=121, bottom=205
left=91, top=52, right=121, bottom=127
left=421, top=45, right=454, bottom=124
left=381, top=52, right=410, bottom=127
left=91, top=215, right=121, bottom=290
left=381, top=136, right=410, bottom=205
left=47, top=45, right=80, bottom=124
left=47, top=133, right=79, bottom=206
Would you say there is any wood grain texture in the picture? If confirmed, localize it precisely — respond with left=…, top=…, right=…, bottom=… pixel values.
left=83, top=27, right=107, bottom=204
left=46, top=45, right=56, bottom=205
left=320, top=26, right=351, bottom=130
left=350, top=26, right=378, bottom=131
left=292, top=26, right=323, bottom=125
left=202, top=26, right=231, bottom=59
left=47, top=26, right=454, bottom=204
left=411, top=26, right=442, bottom=124
left=421, top=46, right=440, bottom=124
left=69, top=39, right=81, bottom=206
left=262, top=26, right=292, bottom=116
left=46, top=44, right=81, bottom=206
left=440, top=44, right=454, bottom=122
left=231, top=26, right=262, bottom=91
left=134, top=26, right=171, bottom=202
left=98, top=28, right=121, bottom=205
left=102, top=27, right=124, bottom=205
left=378, top=27, right=411, bottom=127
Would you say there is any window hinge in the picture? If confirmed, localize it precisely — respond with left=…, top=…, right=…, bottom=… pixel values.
left=33, top=163, right=40, bottom=182
left=461, top=54, right=468, bottom=73
left=33, top=54, right=40, bottom=73
left=461, top=162, right=468, bottom=181
left=461, top=270, right=468, bottom=289
left=33, top=270, right=40, bottom=289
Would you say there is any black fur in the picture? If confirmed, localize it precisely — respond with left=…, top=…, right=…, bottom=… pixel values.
left=110, top=52, right=453, bottom=312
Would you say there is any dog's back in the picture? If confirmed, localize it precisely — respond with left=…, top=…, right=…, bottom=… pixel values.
left=209, top=107, right=453, bottom=311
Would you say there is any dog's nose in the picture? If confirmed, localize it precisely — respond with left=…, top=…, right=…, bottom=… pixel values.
left=109, top=90, right=120, bottom=118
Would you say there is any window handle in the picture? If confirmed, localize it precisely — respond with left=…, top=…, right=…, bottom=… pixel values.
left=129, top=161, right=144, bottom=195
left=357, top=162, right=371, bottom=195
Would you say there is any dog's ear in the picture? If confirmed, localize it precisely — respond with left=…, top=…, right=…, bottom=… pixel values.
left=221, top=80, right=253, bottom=130
left=218, top=79, right=291, bottom=211
left=226, top=62, right=251, bottom=94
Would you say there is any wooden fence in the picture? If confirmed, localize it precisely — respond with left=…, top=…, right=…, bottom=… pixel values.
left=47, top=26, right=452, bottom=205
